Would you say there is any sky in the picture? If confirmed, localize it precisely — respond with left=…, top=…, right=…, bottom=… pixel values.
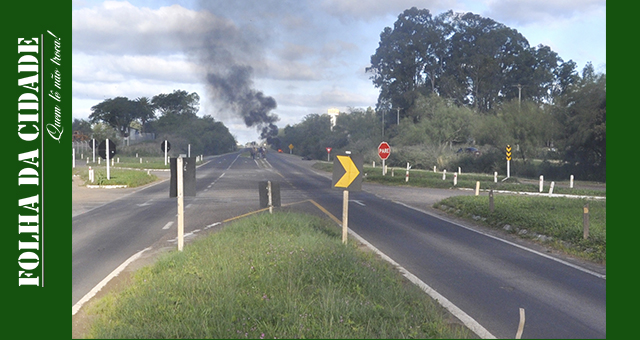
left=72, top=0, right=606, bottom=144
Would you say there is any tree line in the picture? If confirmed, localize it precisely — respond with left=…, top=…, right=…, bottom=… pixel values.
left=72, top=89, right=237, bottom=156
left=277, top=8, right=605, bottom=181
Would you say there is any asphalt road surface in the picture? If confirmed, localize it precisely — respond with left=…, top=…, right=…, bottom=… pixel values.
left=72, top=150, right=605, bottom=338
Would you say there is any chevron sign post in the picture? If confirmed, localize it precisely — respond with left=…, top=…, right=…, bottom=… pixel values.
left=332, top=152, right=363, bottom=244
left=506, top=145, right=512, bottom=178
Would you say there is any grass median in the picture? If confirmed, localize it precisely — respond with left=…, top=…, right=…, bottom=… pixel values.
left=85, top=212, right=473, bottom=339
left=434, top=195, right=606, bottom=263
left=73, top=166, right=158, bottom=187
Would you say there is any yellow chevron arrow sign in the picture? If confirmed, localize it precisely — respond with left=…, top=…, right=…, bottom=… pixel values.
left=506, top=145, right=512, bottom=161
left=332, top=153, right=363, bottom=191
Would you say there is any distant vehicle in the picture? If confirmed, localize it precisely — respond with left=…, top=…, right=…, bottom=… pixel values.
left=456, top=147, right=481, bottom=156
left=278, top=149, right=283, bottom=153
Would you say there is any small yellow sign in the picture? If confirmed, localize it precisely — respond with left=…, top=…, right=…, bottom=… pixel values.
left=288, top=144, right=294, bottom=150
left=506, top=145, right=512, bottom=161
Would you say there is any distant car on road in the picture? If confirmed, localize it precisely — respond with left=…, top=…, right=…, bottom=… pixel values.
left=456, top=147, right=481, bottom=156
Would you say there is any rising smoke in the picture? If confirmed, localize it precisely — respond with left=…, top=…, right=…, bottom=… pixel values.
left=191, top=2, right=280, bottom=142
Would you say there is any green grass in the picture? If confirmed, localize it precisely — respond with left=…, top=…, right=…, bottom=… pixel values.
left=434, top=196, right=606, bottom=263
left=85, top=213, right=473, bottom=339
left=73, top=166, right=158, bottom=187
left=313, top=161, right=606, bottom=197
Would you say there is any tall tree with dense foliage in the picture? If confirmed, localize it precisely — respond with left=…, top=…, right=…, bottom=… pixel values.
left=368, top=8, right=569, bottom=114
left=89, top=97, right=139, bottom=138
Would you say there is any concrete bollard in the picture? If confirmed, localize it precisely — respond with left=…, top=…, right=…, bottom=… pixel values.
left=475, top=181, right=480, bottom=196
left=433, top=166, right=437, bottom=173
left=458, top=167, right=461, bottom=175
left=442, top=169, right=447, bottom=180
left=549, top=181, right=555, bottom=196
left=494, top=171, right=498, bottom=183
left=453, top=173, right=457, bottom=186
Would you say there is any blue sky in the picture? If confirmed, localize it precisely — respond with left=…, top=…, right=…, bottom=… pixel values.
left=72, top=0, right=606, bottom=144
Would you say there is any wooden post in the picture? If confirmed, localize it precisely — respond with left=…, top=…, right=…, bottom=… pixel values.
left=342, top=190, right=349, bottom=244
left=489, top=189, right=494, bottom=212
left=583, top=203, right=590, bottom=240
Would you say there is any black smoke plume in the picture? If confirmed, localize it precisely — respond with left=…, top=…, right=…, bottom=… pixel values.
left=190, top=2, right=280, bottom=143
left=205, top=65, right=279, bottom=141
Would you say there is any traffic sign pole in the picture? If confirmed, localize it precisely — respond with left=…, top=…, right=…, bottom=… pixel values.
left=177, top=156, right=184, bottom=251
left=342, top=190, right=349, bottom=244
left=164, top=140, right=168, bottom=166
left=106, top=138, right=110, bottom=180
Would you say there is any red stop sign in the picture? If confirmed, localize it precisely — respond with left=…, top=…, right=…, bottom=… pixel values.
left=378, top=142, right=390, bottom=160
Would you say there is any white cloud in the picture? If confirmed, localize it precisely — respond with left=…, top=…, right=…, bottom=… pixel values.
left=484, top=0, right=605, bottom=26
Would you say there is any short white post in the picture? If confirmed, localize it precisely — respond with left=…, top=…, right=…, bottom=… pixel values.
left=494, top=171, right=498, bottom=183
left=442, top=169, right=447, bottom=180
left=453, top=173, right=457, bottom=186
left=72, top=148, right=76, bottom=168
left=98, top=157, right=101, bottom=165
left=140, top=158, right=142, bottom=163
left=549, top=181, right=555, bottom=196
left=391, top=168, right=394, bottom=177
left=188, top=144, right=191, bottom=158
left=458, top=167, right=461, bottom=175
left=405, top=163, right=410, bottom=182
left=373, top=161, right=375, bottom=168
left=570, top=175, right=574, bottom=189
left=117, top=157, right=120, bottom=163
left=475, top=181, right=480, bottom=196
left=433, top=166, right=437, bottom=173
left=89, top=167, right=94, bottom=183
left=539, top=175, right=544, bottom=192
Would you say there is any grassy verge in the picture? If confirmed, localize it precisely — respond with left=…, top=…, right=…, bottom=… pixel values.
left=434, top=196, right=606, bottom=263
left=73, top=166, right=158, bottom=187
left=86, top=212, right=473, bottom=339
left=312, top=161, right=606, bottom=197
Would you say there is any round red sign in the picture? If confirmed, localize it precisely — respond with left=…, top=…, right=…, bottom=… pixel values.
left=378, top=142, right=390, bottom=160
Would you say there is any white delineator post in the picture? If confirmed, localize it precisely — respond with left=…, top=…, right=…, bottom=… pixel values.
left=73, top=148, right=75, bottom=168
left=405, top=162, right=410, bottom=182
left=442, top=169, right=446, bottom=180
left=570, top=175, right=574, bottom=189
left=494, top=171, right=498, bottom=183
left=539, top=175, right=544, bottom=192
left=177, top=156, right=184, bottom=251
left=453, top=173, right=457, bottom=186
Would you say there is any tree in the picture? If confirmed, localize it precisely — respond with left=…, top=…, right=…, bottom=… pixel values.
left=89, top=97, right=138, bottom=138
left=367, top=8, right=450, bottom=117
left=554, top=63, right=606, bottom=180
left=151, top=90, right=200, bottom=118
left=134, top=96, right=156, bottom=132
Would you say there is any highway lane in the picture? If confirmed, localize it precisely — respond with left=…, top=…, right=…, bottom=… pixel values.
left=72, top=151, right=285, bottom=306
left=267, top=152, right=606, bottom=339
left=73, top=150, right=605, bottom=338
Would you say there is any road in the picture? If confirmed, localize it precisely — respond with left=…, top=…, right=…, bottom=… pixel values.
left=72, top=150, right=606, bottom=338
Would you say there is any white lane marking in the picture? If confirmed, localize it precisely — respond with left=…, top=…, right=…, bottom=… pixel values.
left=226, top=154, right=241, bottom=170
left=162, top=221, right=174, bottom=230
left=72, top=247, right=152, bottom=316
left=347, top=229, right=497, bottom=339
left=350, top=200, right=366, bottom=206
left=205, top=222, right=221, bottom=229
left=394, top=201, right=606, bottom=280
left=137, top=199, right=153, bottom=207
